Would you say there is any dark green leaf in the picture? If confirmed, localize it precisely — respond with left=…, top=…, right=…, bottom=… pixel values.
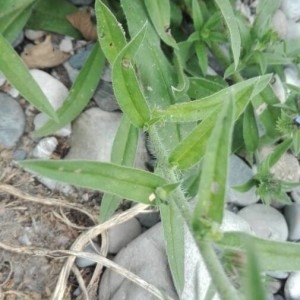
left=26, top=0, right=81, bottom=38
left=35, top=43, right=105, bottom=137
left=243, top=102, right=259, bottom=152
left=20, top=160, right=166, bottom=204
left=0, top=33, right=57, bottom=121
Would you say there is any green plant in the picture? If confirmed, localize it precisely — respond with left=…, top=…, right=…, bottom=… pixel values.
left=2, top=0, right=300, bottom=299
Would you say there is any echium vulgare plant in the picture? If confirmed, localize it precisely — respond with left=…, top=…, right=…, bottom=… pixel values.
left=2, top=0, right=300, bottom=299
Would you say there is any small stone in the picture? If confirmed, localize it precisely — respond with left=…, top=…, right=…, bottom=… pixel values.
left=66, top=108, right=148, bottom=168
left=101, top=65, right=112, bottom=82
left=227, top=155, right=258, bottom=206
left=93, top=80, right=119, bottom=112
left=30, top=69, right=71, bottom=136
left=24, top=29, right=45, bottom=41
left=268, top=271, right=289, bottom=280
left=0, top=93, right=25, bottom=149
left=272, top=9, right=288, bottom=39
left=284, top=204, right=300, bottom=240
left=107, top=217, right=142, bottom=253
left=32, top=137, right=58, bottom=159
left=281, top=0, right=300, bottom=20
left=274, top=295, right=285, bottom=300
left=265, top=276, right=282, bottom=295
left=36, top=176, right=74, bottom=195
left=13, top=149, right=27, bottom=161
left=284, top=272, right=300, bottom=300
left=68, top=43, right=94, bottom=69
left=75, top=241, right=100, bottom=268
left=63, top=61, right=79, bottom=83
left=66, top=108, right=122, bottom=162
left=136, top=209, right=160, bottom=228
left=259, top=145, right=300, bottom=182
left=238, top=204, right=288, bottom=241
left=59, top=37, right=73, bottom=53
left=285, top=66, right=300, bottom=87
left=98, top=223, right=178, bottom=300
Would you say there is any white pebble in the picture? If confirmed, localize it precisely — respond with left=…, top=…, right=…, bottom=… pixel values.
left=238, top=204, right=289, bottom=241
left=59, top=37, right=73, bottom=53
left=32, top=137, right=58, bottom=159
left=272, top=10, right=288, bottom=39
left=285, top=272, right=300, bottom=300
left=281, top=0, right=300, bottom=20
left=24, top=29, right=45, bottom=41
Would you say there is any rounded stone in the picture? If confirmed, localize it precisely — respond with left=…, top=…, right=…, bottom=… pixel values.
left=93, top=80, right=119, bottom=112
left=98, top=223, right=178, bottom=300
left=285, top=272, right=300, bottom=300
left=281, top=0, right=300, bottom=20
left=238, top=204, right=288, bottom=241
left=284, top=203, right=300, bottom=240
left=272, top=9, right=288, bottom=39
left=136, top=210, right=161, bottom=228
left=107, top=217, right=142, bottom=254
left=227, top=155, right=258, bottom=206
left=0, top=92, right=25, bottom=148
left=291, top=186, right=300, bottom=204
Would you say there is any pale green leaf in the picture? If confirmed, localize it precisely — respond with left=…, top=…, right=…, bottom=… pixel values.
left=214, top=0, right=241, bottom=69
left=100, top=115, right=139, bottom=222
left=144, top=0, right=177, bottom=48
left=95, top=0, right=127, bottom=65
left=192, top=97, right=235, bottom=239
left=20, top=160, right=166, bottom=205
left=34, top=43, right=105, bottom=137
left=112, top=23, right=151, bottom=128
left=0, top=33, right=57, bottom=121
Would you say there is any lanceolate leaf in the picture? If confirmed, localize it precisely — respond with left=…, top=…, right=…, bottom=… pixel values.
left=219, top=232, right=300, bottom=272
left=243, top=102, right=259, bottom=153
left=155, top=75, right=272, bottom=123
left=112, top=24, right=151, bottom=128
left=95, top=0, right=127, bottom=64
left=0, top=0, right=35, bottom=43
left=0, top=33, right=57, bottom=121
left=34, top=43, right=105, bottom=137
left=192, top=98, right=235, bottom=239
left=100, top=116, right=139, bottom=222
left=214, top=0, right=241, bottom=69
left=168, top=76, right=271, bottom=169
left=144, top=0, right=177, bottom=48
left=20, top=160, right=166, bottom=205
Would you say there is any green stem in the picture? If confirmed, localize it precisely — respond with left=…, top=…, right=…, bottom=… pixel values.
left=148, top=124, right=240, bottom=300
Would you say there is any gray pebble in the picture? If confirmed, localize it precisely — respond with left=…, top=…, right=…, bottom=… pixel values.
left=136, top=209, right=160, bottom=228
left=107, top=217, right=142, bottom=254
left=274, top=295, right=285, bottom=300
left=13, top=149, right=27, bottom=161
left=66, top=108, right=122, bottom=161
left=227, top=155, right=258, bottom=206
left=238, top=204, right=288, bottom=241
left=284, top=204, right=300, bottom=240
left=76, top=241, right=100, bottom=268
left=98, top=223, right=178, bottom=300
left=68, top=43, right=94, bottom=69
left=0, top=92, right=25, bottom=148
left=93, top=80, right=119, bottom=112
left=285, top=271, right=300, bottom=300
